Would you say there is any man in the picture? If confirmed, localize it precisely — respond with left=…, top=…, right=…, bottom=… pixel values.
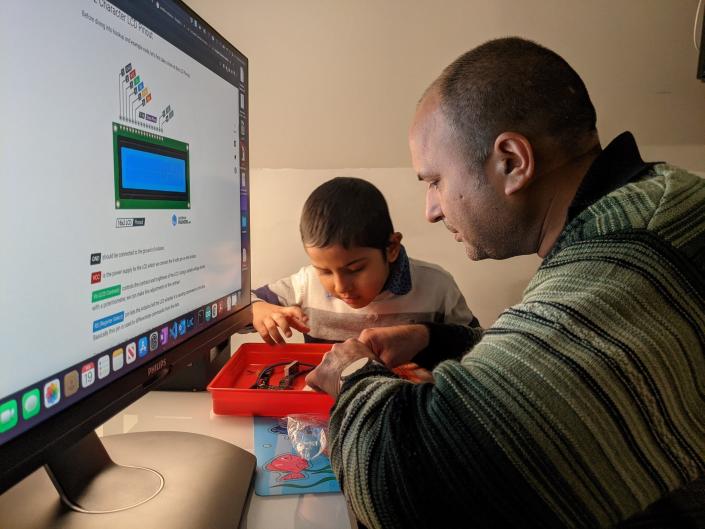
left=306, top=37, right=705, bottom=528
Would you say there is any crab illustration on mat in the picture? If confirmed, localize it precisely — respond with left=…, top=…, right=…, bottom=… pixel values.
left=263, top=452, right=337, bottom=489
left=265, top=453, right=309, bottom=481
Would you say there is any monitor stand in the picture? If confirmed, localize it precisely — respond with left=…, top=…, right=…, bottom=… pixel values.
left=0, top=430, right=256, bottom=529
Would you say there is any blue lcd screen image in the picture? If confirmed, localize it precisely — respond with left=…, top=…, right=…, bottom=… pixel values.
left=120, top=147, right=187, bottom=193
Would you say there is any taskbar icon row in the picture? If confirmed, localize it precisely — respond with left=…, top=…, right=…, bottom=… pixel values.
left=0, top=291, right=244, bottom=436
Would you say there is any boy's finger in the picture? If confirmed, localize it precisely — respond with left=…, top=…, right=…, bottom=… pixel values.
left=256, top=323, right=275, bottom=345
left=285, top=306, right=308, bottom=322
left=264, top=317, right=286, bottom=344
left=288, top=318, right=311, bottom=333
left=271, top=312, right=293, bottom=338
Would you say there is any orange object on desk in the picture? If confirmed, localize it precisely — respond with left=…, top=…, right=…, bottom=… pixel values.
left=208, top=343, right=335, bottom=417
left=207, top=343, right=435, bottom=417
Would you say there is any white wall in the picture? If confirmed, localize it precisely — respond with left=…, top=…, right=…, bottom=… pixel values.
left=199, top=0, right=705, bottom=346
left=189, top=0, right=705, bottom=170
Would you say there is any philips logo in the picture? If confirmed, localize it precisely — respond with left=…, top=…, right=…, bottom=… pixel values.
left=147, top=359, right=168, bottom=377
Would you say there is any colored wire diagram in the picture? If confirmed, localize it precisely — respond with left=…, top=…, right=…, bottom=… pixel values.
left=118, top=62, right=174, bottom=132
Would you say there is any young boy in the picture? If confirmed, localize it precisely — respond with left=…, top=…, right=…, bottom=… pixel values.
left=252, top=177, right=478, bottom=344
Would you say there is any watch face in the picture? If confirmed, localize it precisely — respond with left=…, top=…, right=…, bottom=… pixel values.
left=338, top=357, right=377, bottom=396
left=340, top=357, right=371, bottom=379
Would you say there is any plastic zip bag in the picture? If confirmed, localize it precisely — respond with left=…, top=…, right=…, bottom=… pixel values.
left=286, top=414, right=329, bottom=461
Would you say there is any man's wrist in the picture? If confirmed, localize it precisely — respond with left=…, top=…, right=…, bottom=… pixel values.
left=413, top=322, right=479, bottom=369
left=337, top=357, right=386, bottom=395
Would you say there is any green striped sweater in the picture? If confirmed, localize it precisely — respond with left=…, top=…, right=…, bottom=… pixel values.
left=329, top=163, right=705, bottom=528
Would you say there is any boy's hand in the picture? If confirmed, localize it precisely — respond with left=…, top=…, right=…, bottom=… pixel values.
left=252, top=301, right=311, bottom=345
left=358, top=324, right=429, bottom=367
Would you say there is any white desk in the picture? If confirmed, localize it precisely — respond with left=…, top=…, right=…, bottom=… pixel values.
left=97, top=391, right=355, bottom=529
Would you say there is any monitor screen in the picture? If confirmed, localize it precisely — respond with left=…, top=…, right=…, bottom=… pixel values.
left=0, top=0, right=252, bottom=499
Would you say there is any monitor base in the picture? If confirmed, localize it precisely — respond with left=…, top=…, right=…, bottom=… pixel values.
left=0, top=431, right=256, bottom=529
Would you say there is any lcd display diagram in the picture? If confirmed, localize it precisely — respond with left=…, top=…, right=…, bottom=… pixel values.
left=113, top=123, right=190, bottom=209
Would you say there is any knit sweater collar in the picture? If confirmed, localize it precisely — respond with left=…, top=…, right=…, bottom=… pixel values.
left=567, top=131, right=656, bottom=223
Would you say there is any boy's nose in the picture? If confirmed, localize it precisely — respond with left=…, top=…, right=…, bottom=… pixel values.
left=334, top=275, right=353, bottom=295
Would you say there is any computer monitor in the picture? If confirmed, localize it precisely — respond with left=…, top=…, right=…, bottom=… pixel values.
left=0, top=1, right=255, bottom=527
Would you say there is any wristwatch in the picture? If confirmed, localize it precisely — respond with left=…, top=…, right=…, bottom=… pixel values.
left=338, top=357, right=379, bottom=394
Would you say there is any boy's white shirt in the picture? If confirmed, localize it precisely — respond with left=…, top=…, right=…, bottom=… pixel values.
left=253, top=257, right=474, bottom=342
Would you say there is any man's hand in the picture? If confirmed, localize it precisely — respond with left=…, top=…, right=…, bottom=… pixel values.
left=358, top=324, right=429, bottom=368
left=252, top=301, right=311, bottom=345
left=305, top=339, right=378, bottom=397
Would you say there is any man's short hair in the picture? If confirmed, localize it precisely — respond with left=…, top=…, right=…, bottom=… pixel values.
left=435, top=37, right=597, bottom=170
left=300, top=177, right=394, bottom=252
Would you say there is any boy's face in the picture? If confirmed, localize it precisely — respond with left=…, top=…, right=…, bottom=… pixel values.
left=305, top=243, right=399, bottom=309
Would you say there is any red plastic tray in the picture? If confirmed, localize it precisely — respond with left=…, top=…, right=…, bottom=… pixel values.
left=207, top=343, right=334, bottom=417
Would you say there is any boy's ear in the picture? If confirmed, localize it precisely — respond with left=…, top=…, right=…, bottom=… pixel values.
left=386, top=232, right=403, bottom=262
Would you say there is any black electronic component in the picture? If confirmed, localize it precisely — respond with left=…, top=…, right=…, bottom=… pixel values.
left=250, top=361, right=316, bottom=390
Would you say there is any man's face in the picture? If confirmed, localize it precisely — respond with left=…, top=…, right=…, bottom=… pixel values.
left=409, top=92, right=516, bottom=260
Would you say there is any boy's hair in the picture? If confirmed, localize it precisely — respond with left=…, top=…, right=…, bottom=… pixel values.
left=300, top=177, right=394, bottom=252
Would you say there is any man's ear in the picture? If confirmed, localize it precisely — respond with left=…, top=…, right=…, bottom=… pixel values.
left=386, top=232, right=403, bottom=262
left=487, top=132, right=535, bottom=196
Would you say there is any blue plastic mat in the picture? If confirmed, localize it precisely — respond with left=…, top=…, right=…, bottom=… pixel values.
left=253, top=416, right=341, bottom=496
